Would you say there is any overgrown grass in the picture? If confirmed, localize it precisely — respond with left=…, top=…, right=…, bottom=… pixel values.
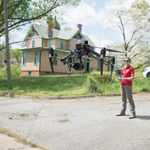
left=0, top=71, right=149, bottom=97
left=0, top=74, right=88, bottom=96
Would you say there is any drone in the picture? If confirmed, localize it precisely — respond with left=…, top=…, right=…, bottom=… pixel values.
left=46, top=38, right=126, bottom=77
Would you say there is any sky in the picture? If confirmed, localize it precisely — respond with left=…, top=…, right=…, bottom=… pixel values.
left=4, top=0, right=147, bottom=49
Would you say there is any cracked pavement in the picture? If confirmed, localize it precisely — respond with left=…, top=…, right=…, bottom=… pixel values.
left=0, top=94, right=150, bottom=150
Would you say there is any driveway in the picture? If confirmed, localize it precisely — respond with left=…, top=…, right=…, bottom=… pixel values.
left=0, top=94, right=150, bottom=150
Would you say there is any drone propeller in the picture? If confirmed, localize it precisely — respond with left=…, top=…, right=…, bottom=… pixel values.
left=106, top=48, right=126, bottom=53
left=105, top=56, right=112, bottom=58
left=48, top=47, right=54, bottom=73
left=100, top=48, right=106, bottom=75
left=115, top=57, right=125, bottom=60
left=95, top=46, right=126, bottom=54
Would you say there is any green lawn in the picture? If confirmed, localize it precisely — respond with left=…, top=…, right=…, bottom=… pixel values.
left=0, top=71, right=149, bottom=97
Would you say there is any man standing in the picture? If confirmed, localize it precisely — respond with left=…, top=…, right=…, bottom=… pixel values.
left=116, top=57, right=136, bottom=119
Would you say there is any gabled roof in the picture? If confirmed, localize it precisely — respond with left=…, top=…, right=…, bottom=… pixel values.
left=24, top=24, right=95, bottom=47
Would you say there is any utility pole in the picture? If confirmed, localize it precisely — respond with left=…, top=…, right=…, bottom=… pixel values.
left=3, top=0, right=12, bottom=90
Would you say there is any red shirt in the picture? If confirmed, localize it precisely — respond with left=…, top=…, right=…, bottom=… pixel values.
left=120, top=65, right=134, bottom=86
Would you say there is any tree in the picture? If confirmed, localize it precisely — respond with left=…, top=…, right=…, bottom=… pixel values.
left=0, top=44, right=5, bottom=67
left=10, top=48, right=21, bottom=64
left=102, top=0, right=150, bottom=69
left=0, top=0, right=81, bottom=50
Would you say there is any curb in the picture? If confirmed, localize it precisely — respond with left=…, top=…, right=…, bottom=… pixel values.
left=0, top=91, right=150, bottom=100
left=0, top=94, right=32, bottom=99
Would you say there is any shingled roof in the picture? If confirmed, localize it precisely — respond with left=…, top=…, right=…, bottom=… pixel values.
left=24, top=24, right=95, bottom=47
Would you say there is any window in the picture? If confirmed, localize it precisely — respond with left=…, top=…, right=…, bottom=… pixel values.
left=49, top=40, right=52, bottom=48
left=60, top=40, right=64, bottom=49
left=45, top=40, right=47, bottom=47
left=97, top=60, right=100, bottom=71
left=23, top=52, right=26, bottom=66
left=32, top=34, right=36, bottom=37
left=28, top=71, right=31, bottom=76
left=77, top=35, right=79, bottom=39
left=34, top=51, right=38, bottom=65
left=53, top=53, right=58, bottom=66
left=46, top=72, right=50, bottom=75
left=32, top=40, right=35, bottom=48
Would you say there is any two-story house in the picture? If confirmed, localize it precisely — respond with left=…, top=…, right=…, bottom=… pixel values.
left=20, top=19, right=108, bottom=76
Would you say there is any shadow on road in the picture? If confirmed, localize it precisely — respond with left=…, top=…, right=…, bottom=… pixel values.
left=136, top=115, right=150, bottom=120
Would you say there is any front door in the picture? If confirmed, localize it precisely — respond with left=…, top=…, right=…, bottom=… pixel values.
left=86, top=62, right=90, bottom=72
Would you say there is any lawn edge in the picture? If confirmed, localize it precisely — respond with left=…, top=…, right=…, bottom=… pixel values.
left=0, top=91, right=150, bottom=100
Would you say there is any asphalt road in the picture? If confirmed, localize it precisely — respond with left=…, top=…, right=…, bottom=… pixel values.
left=0, top=94, right=150, bottom=150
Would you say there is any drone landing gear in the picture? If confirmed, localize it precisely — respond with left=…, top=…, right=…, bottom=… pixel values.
left=68, top=57, right=73, bottom=76
left=48, top=48, right=54, bottom=74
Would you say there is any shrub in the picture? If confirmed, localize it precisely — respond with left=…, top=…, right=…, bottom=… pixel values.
left=85, top=76, right=103, bottom=93
left=94, top=74, right=112, bottom=83
left=0, top=64, right=21, bottom=77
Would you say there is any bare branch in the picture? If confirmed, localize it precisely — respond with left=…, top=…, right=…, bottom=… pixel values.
left=118, top=15, right=127, bottom=52
left=134, top=60, right=150, bottom=70
left=0, top=22, right=29, bottom=38
left=0, top=41, right=23, bottom=51
left=126, top=29, right=138, bottom=48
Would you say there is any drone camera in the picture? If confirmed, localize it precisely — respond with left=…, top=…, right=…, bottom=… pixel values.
left=73, top=63, right=84, bottom=71
left=76, top=44, right=84, bottom=50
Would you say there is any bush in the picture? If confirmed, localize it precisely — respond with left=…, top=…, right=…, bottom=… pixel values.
left=85, top=76, right=103, bottom=93
left=0, top=64, right=21, bottom=77
left=94, top=74, right=112, bottom=83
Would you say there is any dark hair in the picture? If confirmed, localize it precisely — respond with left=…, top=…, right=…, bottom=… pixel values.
left=124, top=57, right=131, bottom=62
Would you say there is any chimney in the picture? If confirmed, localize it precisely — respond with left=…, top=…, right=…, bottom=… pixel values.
left=77, top=24, right=82, bottom=32
left=47, top=17, right=53, bottom=37
left=46, top=24, right=53, bottom=37
left=53, top=16, right=60, bottom=30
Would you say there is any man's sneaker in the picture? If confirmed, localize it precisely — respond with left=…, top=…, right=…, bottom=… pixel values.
left=129, top=115, right=136, bottom=119
left=116, top=113, right=125, bottom=116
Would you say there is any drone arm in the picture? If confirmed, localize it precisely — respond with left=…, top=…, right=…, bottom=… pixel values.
left=110, top=56, right=115, bottom=78
left=91, top=54, right=100, bottom=61
left=85, top=46, right=101, bottom=58
left=60, top=50, right=75, bottom=64
left=104, top=62, right=109, bottom=66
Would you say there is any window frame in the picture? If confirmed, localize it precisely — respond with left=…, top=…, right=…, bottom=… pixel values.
left=46, top=72, right=50, bottom=75
left=60, top=40, right=64, bottom=49
left=97, top=60, right=100, bottom=71
left=32, top=40, right=35, bottom=48
left=53, top=53, right=58, bottom=66
left=49, top=40, right=52, bottom=48
left=34, top=51, right=39, bottom=66
left=28, top=71, right=31, bottom=76
left=45, top=40, right=47, bottom=47
left=23, top=52, right=26, bottom=66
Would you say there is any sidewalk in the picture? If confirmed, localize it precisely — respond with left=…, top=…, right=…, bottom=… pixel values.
left=0, top=134, right=41, bottom=150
